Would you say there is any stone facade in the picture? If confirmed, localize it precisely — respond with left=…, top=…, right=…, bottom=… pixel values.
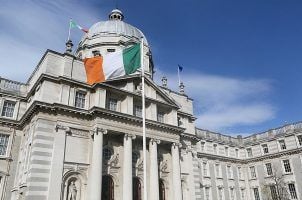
left=0, top=8, right=301, bottom=200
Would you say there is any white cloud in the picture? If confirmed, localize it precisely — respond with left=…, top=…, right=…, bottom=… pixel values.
left=155, top=69, right=275, bottom=132
left=0, top=0, right=103, bottom=82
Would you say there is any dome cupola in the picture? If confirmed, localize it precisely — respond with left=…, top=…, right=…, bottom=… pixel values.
left=109, top=9, right=124, bottom=21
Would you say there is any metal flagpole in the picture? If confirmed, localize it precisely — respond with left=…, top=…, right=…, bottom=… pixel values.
left=141, top=37, right=148, bottom=200
left=67, top=19, right=72, bottom=41
left=177, top=65, right=181, bottom=86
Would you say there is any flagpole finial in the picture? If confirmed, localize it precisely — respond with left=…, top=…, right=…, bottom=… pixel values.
left=65, top=40, right=74, bottom=54
left=179, top=82, right=185, bottom=94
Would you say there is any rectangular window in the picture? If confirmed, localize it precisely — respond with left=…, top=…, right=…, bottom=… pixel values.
left=225, top=146, right=229, bottom=156
left=279, top=140, right=287, bottom=150
left=201, top=142, right=205, bottom=152
left=250, top=166, right=256, bottom=178
left=238, top=167, right=242, bottom=179
left=75, top=91, right=86, bottom=108
left=265, top=163, right=273, bottom=176
left=270, top=185, right=278, bottom=200
left=0, top=134, right=9, bottom=156
left=108, top=98, right=118, bottom=111
left=227, top=166, right=232, bottom=179
left=203, top=162, right=208, bottom=176
left=216, top=164, right=221, bottom=177
left=297, top=135, right=302, bottom=146
left=157, top=112, right=164, bottom=123
left=288, top=183, right=298, bottom=199
left=213, top=144, right=218, bottom=154
left=134, top=105, right=142, bottom=117
left=253, top=188, right=260, bottom=200
left=283, top=160, right=291, bottom=173
left=235, top=149, right=239, bottom=158
left=1, top=101, right=15, bottom=117
left=218, top=188, right=223, bottom=200
left=262, top=144, right=269, bottom=154
left=241, top=189, right=245, bottom=200
left=247, top=148, right=253, bottom=157
left=230, top=188, right=235, bottom=200
left=205, top=187, right=210, bottom=200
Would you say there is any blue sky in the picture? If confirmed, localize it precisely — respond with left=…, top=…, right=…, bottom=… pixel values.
left=0, top=0, right=301, bottom=135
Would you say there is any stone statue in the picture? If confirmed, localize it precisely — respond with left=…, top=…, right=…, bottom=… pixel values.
left=67, top=181, right=77, bottom=200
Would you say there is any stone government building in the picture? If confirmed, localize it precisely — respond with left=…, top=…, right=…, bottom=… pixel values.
left=0, top=9, right=301, bottom=200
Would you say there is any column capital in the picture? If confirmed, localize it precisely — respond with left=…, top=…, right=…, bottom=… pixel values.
left=150, top=138, right=161, bottom=145
left=55, top=123, right=71, bottom=134
left=91, top=127, right=107, bottom=136
left=172, top=142, right=182, bottom=149
left=124, top=133, right=136, bottom=140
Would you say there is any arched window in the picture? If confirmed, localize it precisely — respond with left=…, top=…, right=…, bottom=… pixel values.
left=102, top=175, right=114, bottom=200
left=133, top=177, right=141, bottom=200
left=159, top=179, right=165, bottom=200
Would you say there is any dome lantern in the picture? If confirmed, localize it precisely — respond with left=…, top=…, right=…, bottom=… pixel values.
left=109, top=9, right=124, bottom=21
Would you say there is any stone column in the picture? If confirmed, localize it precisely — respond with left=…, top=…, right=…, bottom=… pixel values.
left=87, top=128, right=107, bottom=200
left=172, top=143, right=182, bottom=200
left=149, top=139, right=160, bottom=200
left=123, top=134, right=136, bottom=200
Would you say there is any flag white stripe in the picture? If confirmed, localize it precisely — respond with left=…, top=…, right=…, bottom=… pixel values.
left=102, top=50, right=125, bottom=80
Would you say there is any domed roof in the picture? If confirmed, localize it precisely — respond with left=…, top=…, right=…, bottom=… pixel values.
left=83, top=9, right=148, bottom=44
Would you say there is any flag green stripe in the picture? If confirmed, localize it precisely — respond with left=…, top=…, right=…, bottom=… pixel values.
left=122, top=43, right=141, bottom=75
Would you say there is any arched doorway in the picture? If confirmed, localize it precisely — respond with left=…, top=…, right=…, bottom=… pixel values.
left=133, top=177, right=141, bottom=200
left=102, top=175, right=114, bottom=200
left=159, top=179, right=165, bottom=200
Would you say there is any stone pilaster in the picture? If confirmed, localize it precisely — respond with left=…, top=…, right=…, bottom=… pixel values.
left=87, top=127, right=107, bottom=200
left=149, top=139, right=160, bottom=200
left=172, top=142, right=183, bottom=200
left=123, top=134, right=136, bottom=200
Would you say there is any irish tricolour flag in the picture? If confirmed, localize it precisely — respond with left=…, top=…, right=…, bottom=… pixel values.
left=84, top=43, right=141, bottom=85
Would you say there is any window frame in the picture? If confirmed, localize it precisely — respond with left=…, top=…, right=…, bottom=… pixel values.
left=288, top=183, right=298, bottom=199
left=296, top=135, right=302, bottom=147
left=278, top=139, right=287, bottom=150
left=0, top=134, right=10, bottom=157
left=261, top=144, right=269, bottom=154
left=134, top=104, right=143, bottom=118
left=253, top=188, right=261, bottom=200
left=265, top=163, right=273, bottom=176
left=74, top=90, right=86, bottom=109
left=246, top=148, right=253, bottom=158
left=249, top=166, right=257, bottom=179
left=282, top=159, right=292, bottom=174
left=0, top=99, right=17, bottom=118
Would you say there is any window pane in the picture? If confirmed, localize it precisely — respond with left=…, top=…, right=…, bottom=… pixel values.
left=279, top=140, right=286, bottom=150
left=0, top=134, right=9, bottom=156
left=297, top=135, right=302, bottom=146
left=266, top=163, right=273, bottom=176
left=75, top=91, right=86, bottom=108
left=157, top=112, right=164, bottom=123
left=288, top=184, right=298, bottom=199
left=253, top=188, right=260, bottom=200
left=108, top=98, right=117, bottom=111
left=283, top=160, right=291, bottom=173
left=134, top=105, right=142, bottom=117
left=1, top=101, right=15, bottom=117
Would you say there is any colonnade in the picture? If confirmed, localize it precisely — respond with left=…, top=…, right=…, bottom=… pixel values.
left=87, top=128, right=182, bottom=200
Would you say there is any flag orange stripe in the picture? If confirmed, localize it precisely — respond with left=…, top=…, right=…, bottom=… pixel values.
left=83, top=56, right=105, bottom=85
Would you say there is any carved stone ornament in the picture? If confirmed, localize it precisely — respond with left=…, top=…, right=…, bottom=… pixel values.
left=70, top=128, right=89, bottom=138
left=159, top=160, right=168, bottom=172
left=108, top=153, right=120, bottom=167
left=150, top=138, right=161, bottom=145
